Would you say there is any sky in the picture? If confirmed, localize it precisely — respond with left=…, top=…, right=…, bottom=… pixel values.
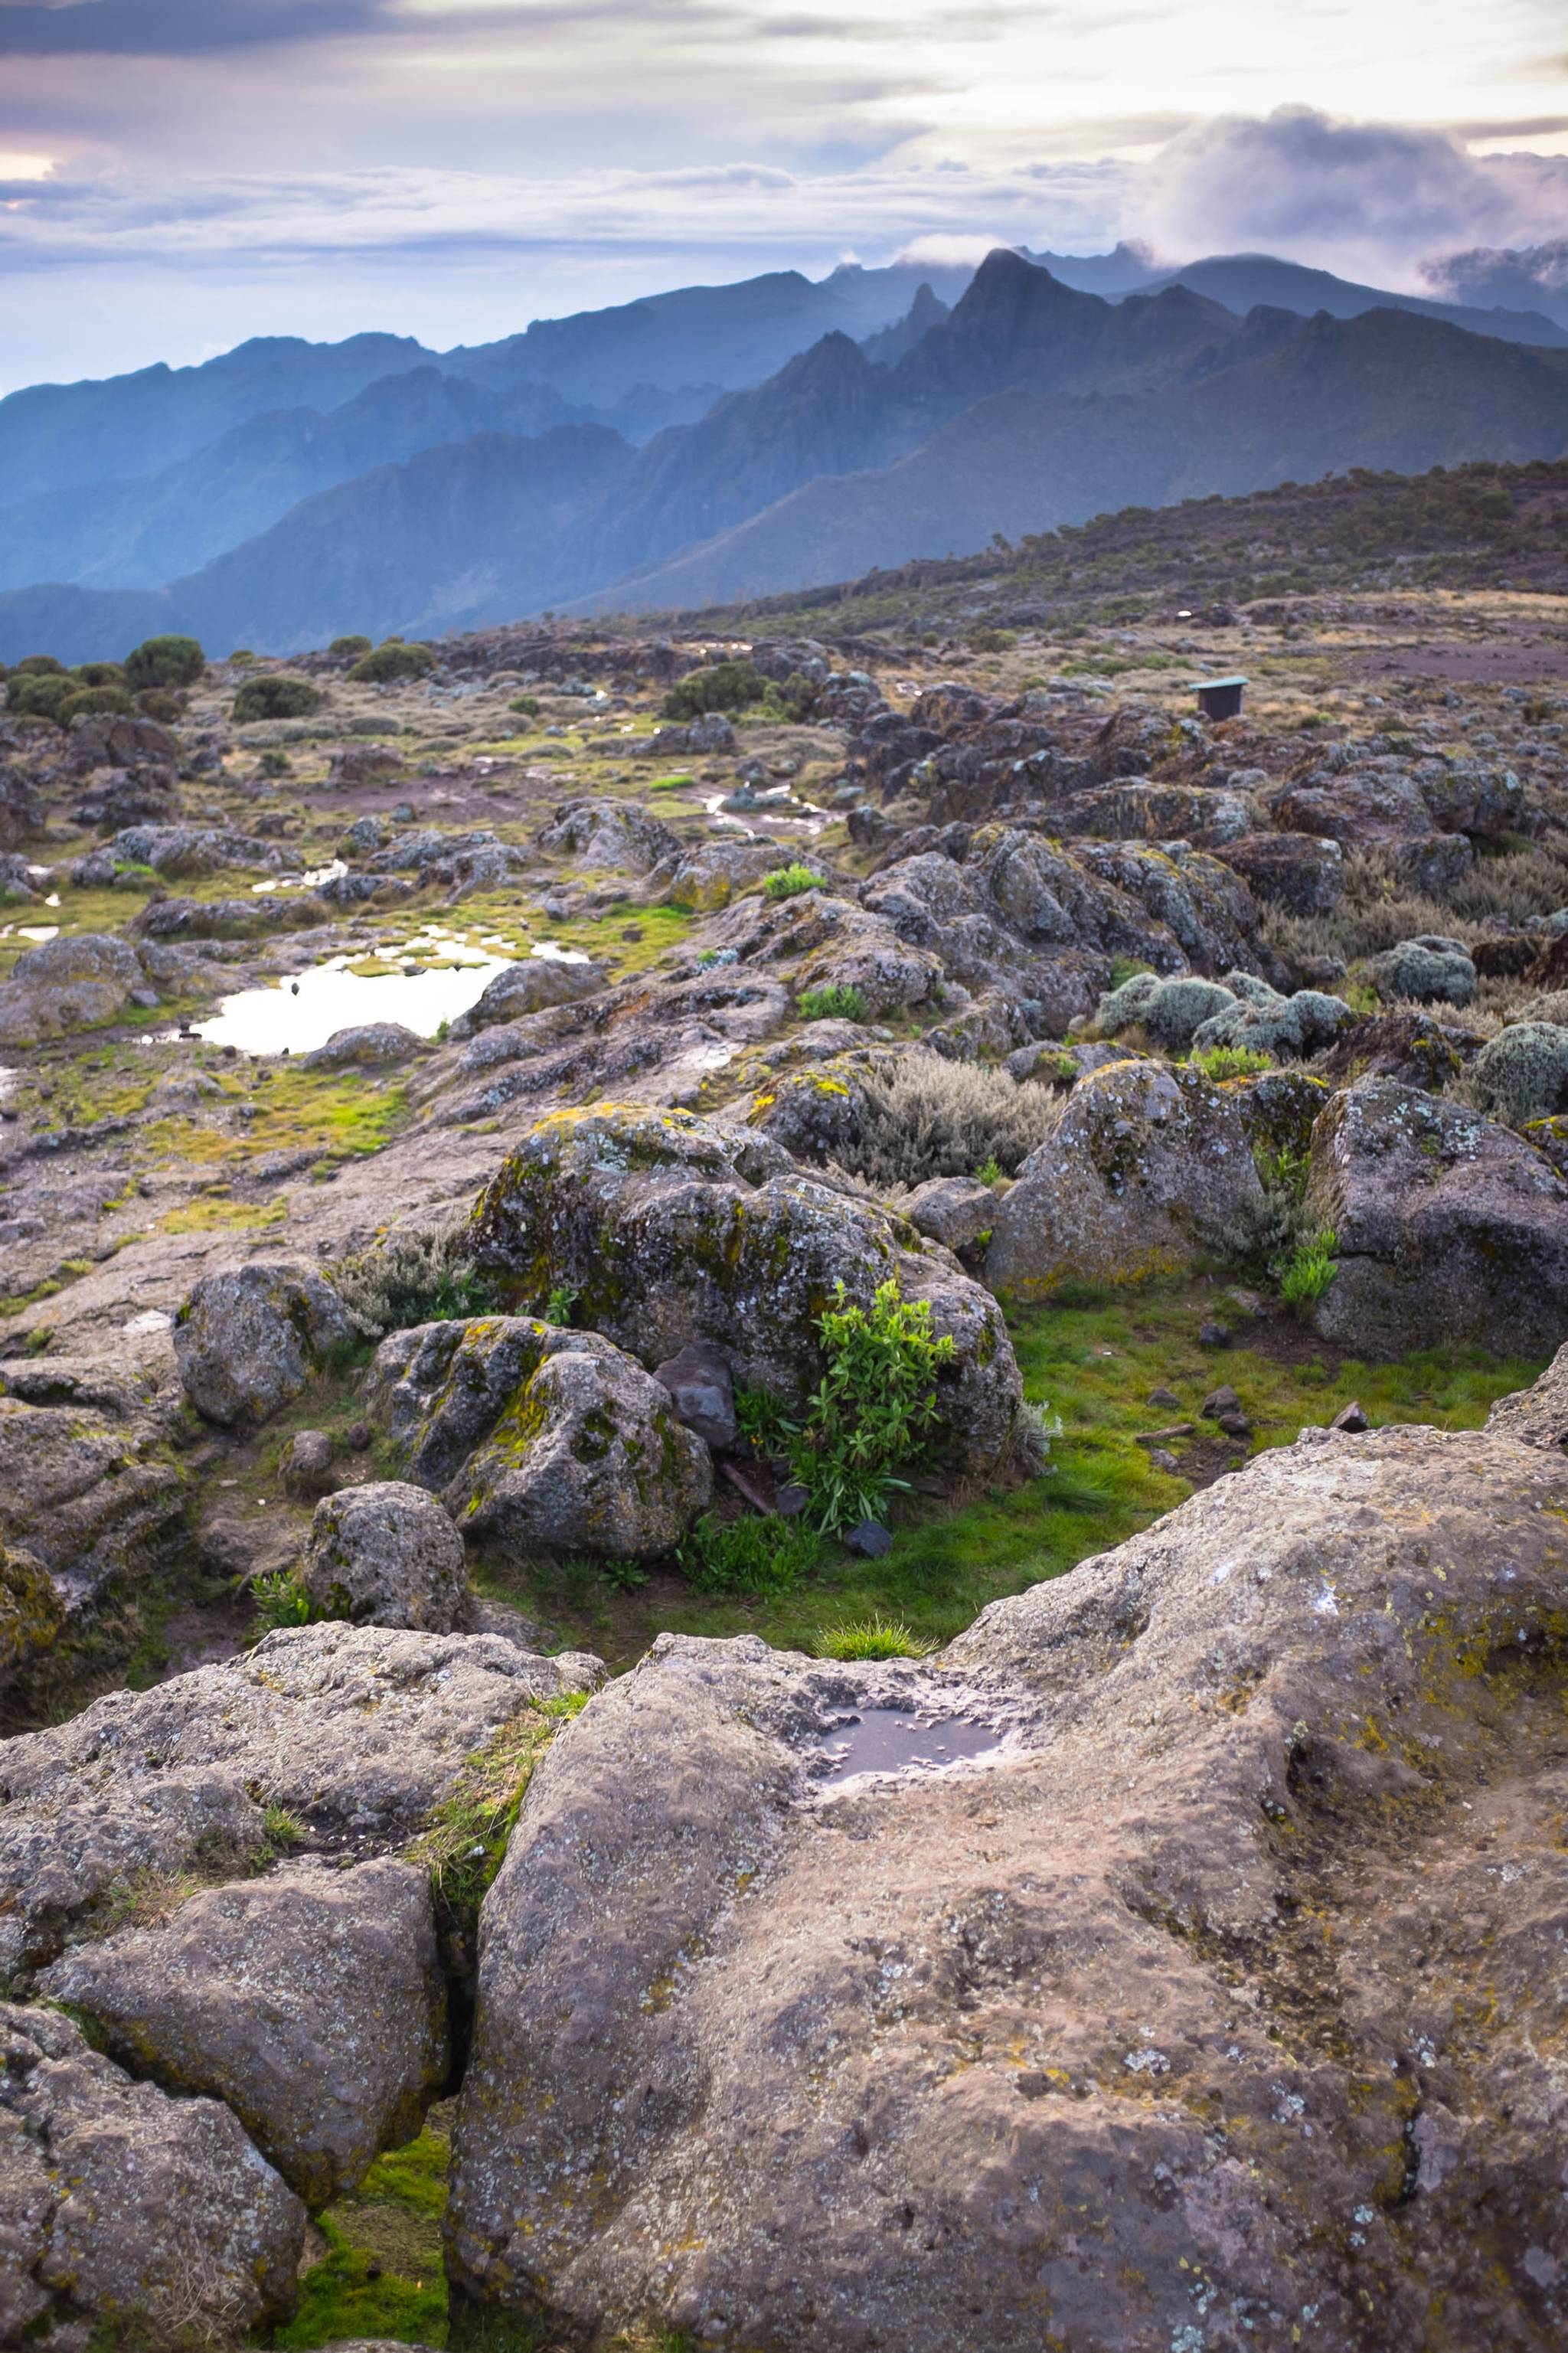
left=2, top=0, right=1566, bottom=391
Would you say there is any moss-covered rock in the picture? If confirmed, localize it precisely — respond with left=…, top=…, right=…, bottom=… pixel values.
left=302, top=1482, right=469, bottom=1631
left=1472, top=1021, right=1568, bottom=1129
left=0, top=1541, right=65, bottom=1688
left=175, top=1260, right=355, bottom=1430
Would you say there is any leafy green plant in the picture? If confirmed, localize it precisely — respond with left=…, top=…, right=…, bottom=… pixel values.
left=733, top=1381, right=797, bottom=1454
left=973, top=1154, right=1004, bottom=1185
left=815, top=1614, right=934, bottom=1660
left=508, top=693, right=541, bottom=717
left=1280, top=1229, right=1339, bottom=1312
left=250, top=1570, right=315, bottom=1636
left=763, top=862, right=825, bottom=901
left=1253, top=1142, right=1310, bottom=1201
left=259, top=747, right=291, bottom=776
left=790, top=1279, right=956, bottom=1533
left=410, top=1696, right=586, bottom=1937
left=544, top=1279, right=580, bottom=1327
left=797, top=982, right=867, bottom=1021
left=1192, top=1044, right=1273, bottom=1080
left=677, top=1511, right=822, bottom=1596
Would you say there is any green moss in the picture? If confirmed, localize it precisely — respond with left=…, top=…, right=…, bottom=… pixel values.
left=274, top=2112, right=452, bottom=2348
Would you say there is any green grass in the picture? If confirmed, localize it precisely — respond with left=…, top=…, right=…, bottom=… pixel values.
left=276, top=2112, right=452, bottom=2348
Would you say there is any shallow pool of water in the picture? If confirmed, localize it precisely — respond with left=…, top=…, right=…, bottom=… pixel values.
left=814, top=1706, right=1004, bottom=1789
left=181, top=950, right=513, bottom=1054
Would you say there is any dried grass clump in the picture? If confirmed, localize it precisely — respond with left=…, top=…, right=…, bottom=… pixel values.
left=827, top=1049, right=1063, bottom=1189
left=331, top=1210, right=492, bottom=1339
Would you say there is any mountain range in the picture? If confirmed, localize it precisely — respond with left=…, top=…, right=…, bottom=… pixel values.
left=2, top=244, right=1566, bottom=661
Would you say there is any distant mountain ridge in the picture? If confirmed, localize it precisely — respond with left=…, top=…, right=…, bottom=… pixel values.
left=1, top=247, right=1565, bottom=661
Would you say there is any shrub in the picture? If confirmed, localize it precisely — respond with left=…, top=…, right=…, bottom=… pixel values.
left=135, top=688, right=182, bottom=724
left=233, top=672, right=324, bottom=723
left=73, top=661, right=126, bottom=688
left=1009, top=1397, right=1060, bottom=1479
left=790, top=1279, right=956, bottom=1533
left=797, top=982, right=867, bottom=1021
left=677, top=1511, right=822, bottom=1596
left=332, top=1212, right=495, bottom=1338
left=1280, top=1230, right=1338, bottom=1313
left=970, top=628, right=1017, bottom=652
left=60, top=684, right=135, bottom=724
left=329, top=634, right=373, bottom=659
left=250, top=1569, right=315, bottom=1637
left=662, top=659, right=768, bottom=721
left=259, top=748, right=292, bottom=776
left=14, top=653, right=64, bottom=675
left=124, top=633, right=204, bottom=690
left=349, top=639, right=436, bottom=684
left=508, top=693, right=541, bottom=718
left=822, top=1049, right=1061, bottom=1188
left=1096, top=973, right=1238, bottom=1053
left=762, top=862, right=825, bottom=900
left=816, top=1616, right=933, bottom=1661
left=1192, top=1044, right=1274, bottom=1080
left=5, top=672, right=72, bottom=721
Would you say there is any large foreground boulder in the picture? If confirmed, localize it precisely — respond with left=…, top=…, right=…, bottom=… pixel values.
left=466, top=1105, right=1023, bottom=1482
left=365, top=1317, right=714, bottom=1557
left=1305, top=1077, right=1568, bottom=1357
left=0, top=1621, right=599, bottom=1984
left=40, top=1856, right=448, bottom=2209
left=448, top=1377, right=1568, bottom=2349
left=985, top=1057, right=1264, bottom=1294
left=175, top=1260, right=356, bottom=1428
left=1, top=2001, right=304, bottom=2342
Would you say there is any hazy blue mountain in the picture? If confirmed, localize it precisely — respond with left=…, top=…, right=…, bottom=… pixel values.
left=1135, top=253, right=1568, bottom=348
left=1018, top=241, right=1158, bottom=294
left=1424, top=241, right=1568, bottom=332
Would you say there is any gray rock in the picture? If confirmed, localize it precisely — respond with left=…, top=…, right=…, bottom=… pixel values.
left=449, top=953, right=603, bottom=1038
left=279, top=1428, right=338, bottom=1499
left=536, top=797, right=678, bottom=875
left=40, top=1857, right=448, bottom=2209
left=1306, top=1078, right=1568, bottom=1357
left=844, top=1519, right=893, bottom=1558
left=303, top=1021, right=423, bottom=1070
left=466, top=1103, right=1022, bottom=1485
left=1486, top=1340, right=1568, bottom=1451
left=175, top=1260, right=356, bottom=1429
left=302, top=1482, right=469, bottom=1632
left=0, top=1542, right=64, bottom=1693
left=0, top=1621, right=599, bottom=1982
left=0, top=1384, right=185, bottom=1616
left=655, top=1341, right=738, bottom=1453
left=0, top=930, right=147, bottom=1047
left=985, top=1059, right=1265, bottom=1296
left=447, top=1407, right=1568, bottom=2351
left=1213, top=829, right=1344, bottom=913
left=902, top=1175, right=999, bottom=1253
left=0, top=1999, right=303, bottom=2342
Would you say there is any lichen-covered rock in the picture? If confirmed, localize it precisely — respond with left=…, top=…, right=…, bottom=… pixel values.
left=1487, top=1340, right=1568, bottom=1451
left=303, top=1021, right=423, bottom=1069
left=902, top=1175, right=998, bottom=1252
left=40, top=1857, right=448, bottom=2210
left=1314, top=1007, right=1484, bottom=1093
left=645, top=838, right=781, bottom=911
left=0, top=1622, right=599, bottom=1982
left=985, top=1058, right=1265, bottom=1294
left=175, top=1260, right=355, bottom=1428
left=302, top=1482, right=468, bottom=1631
left=447, top=1413, right=1568, bottom=2352
left=1305, top=1077, right=1568, bottom=1356
left=364, top=1316, right=713, bottom=1557
left=0, top=1542, right=64, bottom=1690
left=0, top=1999, right=304, bottom=2342
left=536, top=797, right=678, bottom=874
left=0, top=930, right=148, bottom=1046
left=1214, top=828, right=1344, bottom=913
left=1226, top=1066, right=1335, bottom=1162
left=466, top=1104, right=1022, bottom=1482
left=448, top=952, right=603, bottom=1039
left=1093, top=969, right=1238, bottom=1051
left=1472, top=1020, right=1568, bottom=1128
left=1364, top=935, right=1478, bottom=1008
left=0, top=1390, right=185, bottom=1610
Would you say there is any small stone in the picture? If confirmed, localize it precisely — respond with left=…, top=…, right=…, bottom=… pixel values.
left=1146, top=1387, right=1181, bottom=1410
left=774, top=1481, right=812, bottom=1519
left=844, top=1520, right=893, bottom=1559
left=279, top=1430, right=336, bottom=1500
left=1331, top=1400, right=1371, bottom=1433
left=1200, top=1387, right=1242, bottom=1421
left=1148, top=1448, right=1180, bottom=1474
left=655, top=1342, right=737, bottom=1453
left=1197, top=1322, right=1233, bottom=1350
left=1224, top=1286, right=1266, bottom=1319
left=1217, top=1411, right=1253, bottom=1440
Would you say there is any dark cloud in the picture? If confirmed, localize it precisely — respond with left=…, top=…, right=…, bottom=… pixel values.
left=0, top=0, right=386, bottom=55
left=1423, top=237, right=1568, bottom=325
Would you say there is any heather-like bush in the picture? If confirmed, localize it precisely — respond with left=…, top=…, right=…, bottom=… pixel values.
left=124, top=633, right=204, bottom=690
left=60, top=684, right=135, bottom=724
left=1364, top=936, right=1476, bottom=1007
left=332, top=1211, right=495, bottom=1338
left=232, top=672, right=323, bottom=723
left=329, top=634, right=373, bottom=659
left=5, top=672, right=71, bottom=721
left=832, top=1049, right=1061, bottom=1188
left=1094, top=971, right=1236, bottom=1052
left=348, top=639, right=436, bottom=684
left=662, top=659, right=767, bottom=720
left=1471, top=1021, right=1568, bottom=1128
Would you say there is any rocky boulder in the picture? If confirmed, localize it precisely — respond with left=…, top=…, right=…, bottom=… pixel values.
left=1305, top=1077, right=1568, bottom=1356
left=303, top=1020, right=424, bottom=1069
left=302, top=1482, right=469, bottom=1631
left=902, top=1175, right=999, bottom=1253
left=447, top=1398, right=1568, bottom=2351
left=463, top=1105, right=1023, bottom=1482
left=645, top=837, right=781, bottom=911
left=0, top=1377, right=185, bottom=1616
left=985, top=1057, right=1265, bottom=1295
left=0, top=1543, right=64, bottom=1692
left=174, top=1260, right=356, bottom=1429
left=1214, top=828, right=1344, bottom=913
left=448, top=952, right=603, bottom=1039
left=40, top=1856, right=448, bottom=2209
left=0, top=930, right=149, bottom=1047
left=364, top=1317, right=713, bottom=1558
left=0, top=1621, right=599, bottom=1983
left=1, top=2002, right=305, bottom=2342
left=536, top=797, right=678, bottom=874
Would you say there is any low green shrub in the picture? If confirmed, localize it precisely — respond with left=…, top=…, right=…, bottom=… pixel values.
left=1280, top=1229, right=1338, bottom=1313
left=508, top=693, right=541, bottom=717
left=349, top=639, right=436, bottom=684
left=13, top=653, right=64, bottom=675
left=763, top=862, right=825, bottom=900
left=816, top=1048, right=1061, bottom=1189
left=329, top=634, right=373, bottom=659
left=259, top=747, right=292, bottom=776
left=73, top=661, right=126, bottom=688
left=134, top=688, right=182, bottom=724
left=5, top=672, right=71, bottom=721
left=1193, top=1043, right=1274, bottom=1080
left=678, top=1511, right=822, bottom=1596
left=797, top=982, right=867, bottom=1021
left=815, top=1615, right=933, bottom=1660
left=60, top=684, right=134, bottom=725
left=233, top=672, right=323, bottom=723
left=791, top=1279, right=956, bottom=1533
left=662, top=659, right=767, bottom=720
left=250, top=1570, right=315, bottom=1636
left=973, top=1154, right=1004, bottom=1185
left=124, top=633, right=204, bottom=690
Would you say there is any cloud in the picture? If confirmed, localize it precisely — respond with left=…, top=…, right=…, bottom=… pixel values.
left=0, top=0, right=387, bottom=54
left=1130, top=105, right=1568, bottom=286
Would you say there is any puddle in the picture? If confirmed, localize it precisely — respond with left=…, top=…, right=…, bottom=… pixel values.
left=179, top=950, right=511, bottom=1054
left=3, top=924, right=60, bottom=943
left=814, top=1706, right=1004, bottom=1789
left=252, top=860, right=346, bottom=895
left=529, top=940, right=592, bottom=965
